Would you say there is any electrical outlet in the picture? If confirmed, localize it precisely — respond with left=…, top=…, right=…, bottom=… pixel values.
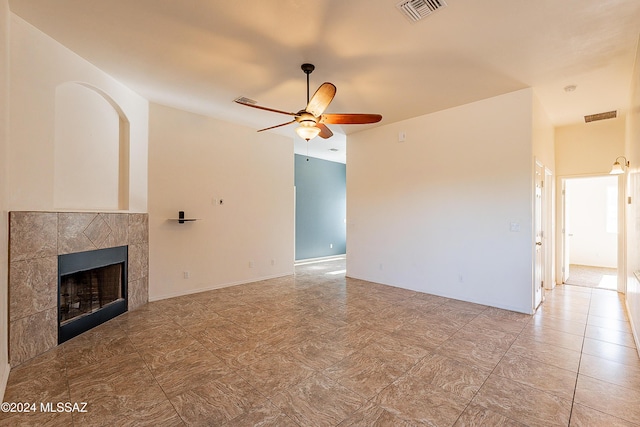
left=249, top=261, right=254, bottom=268
left=183, top=271, right=190, bottom=279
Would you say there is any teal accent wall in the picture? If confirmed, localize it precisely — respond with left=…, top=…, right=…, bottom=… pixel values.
left=295, top=155, right=346, bottom=260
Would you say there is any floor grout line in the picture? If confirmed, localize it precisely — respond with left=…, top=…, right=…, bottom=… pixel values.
left=566, top=286, right=592, bottom=426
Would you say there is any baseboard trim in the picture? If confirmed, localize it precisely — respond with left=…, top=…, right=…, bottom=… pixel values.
left=626, top=298, right=640, bottom=360
left=149, top=272, right=294, bottom=302
left=345, top=272, right=533, bottom=314
left=295, top=254, right=346, bottom=266
left=0, top=361, right=10, bottom=401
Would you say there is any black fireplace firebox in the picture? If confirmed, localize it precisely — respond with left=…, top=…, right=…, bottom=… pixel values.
left=58, top=245, right=128, bottom=344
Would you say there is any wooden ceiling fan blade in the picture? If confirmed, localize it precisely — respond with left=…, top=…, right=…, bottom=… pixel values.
left=321, top=113, right=382, bottom=125
left=317, top=123, right=333, bottom=139
left=234, top=98, right=298, bottom=117
left=306, top=82, right=336, bottom=117
left=257, top=119, right=296, bottom=132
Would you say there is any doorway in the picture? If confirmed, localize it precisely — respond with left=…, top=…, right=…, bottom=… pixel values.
left=294, top=155, right=347, bottom=261
left=560, top=175, right=619, bottom=290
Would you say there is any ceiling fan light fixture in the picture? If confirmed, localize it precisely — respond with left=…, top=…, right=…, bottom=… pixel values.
left=296, top=125, right=320, bottom=141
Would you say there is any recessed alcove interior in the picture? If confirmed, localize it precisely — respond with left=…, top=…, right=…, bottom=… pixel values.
left=54, top=82, right=130, bottom=211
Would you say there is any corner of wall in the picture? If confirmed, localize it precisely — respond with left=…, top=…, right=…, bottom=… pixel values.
left=0, top=362, right=9, bottom=400
left=532, top=92, right=555, bottom=170
left=147, top=104, right=294, bottom=300
left=1, top=0, right=10, bottom=400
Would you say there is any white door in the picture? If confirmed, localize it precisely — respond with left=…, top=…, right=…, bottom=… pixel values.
left=534, top=163, right=544, bottom=309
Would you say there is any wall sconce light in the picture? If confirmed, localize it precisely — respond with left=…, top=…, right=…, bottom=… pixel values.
left=610, top=156, right=630, bottom=175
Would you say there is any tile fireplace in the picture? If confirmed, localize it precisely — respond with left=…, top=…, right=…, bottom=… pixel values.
left=8, top=211, right=148, bottom=366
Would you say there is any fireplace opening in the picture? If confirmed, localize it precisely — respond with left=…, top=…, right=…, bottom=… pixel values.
left=60, top=263, right=123, bottom=323
left=58, top=245, right=128, bottom=344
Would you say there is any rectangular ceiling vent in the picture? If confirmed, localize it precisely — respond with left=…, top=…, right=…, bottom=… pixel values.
left=234, top=96, right=257, bottom=105
left=584, top=110, right=617, bottom=123
left=396, top=0, right=447, bottom=22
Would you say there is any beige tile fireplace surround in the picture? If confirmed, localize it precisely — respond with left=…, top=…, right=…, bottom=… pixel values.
left=8, top=211, right=149, bottom=367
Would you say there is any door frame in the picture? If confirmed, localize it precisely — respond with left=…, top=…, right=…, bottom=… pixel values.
left=556, top=173, right=626, bottom=292
left=533, top=160, right=545, bottom=309
left=545, top=166, right=554, bottom=292
left=533, top=158, right=555, bottom=311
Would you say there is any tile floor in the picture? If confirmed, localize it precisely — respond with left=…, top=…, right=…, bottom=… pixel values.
left=2, top=258, right=640, bottom=426
left=565, top=264, right=618, bottom=290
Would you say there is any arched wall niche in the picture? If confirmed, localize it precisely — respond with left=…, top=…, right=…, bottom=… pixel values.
left=54, top=82, right=130, bottom=210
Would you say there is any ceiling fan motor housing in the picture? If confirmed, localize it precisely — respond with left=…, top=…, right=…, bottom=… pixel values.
left=297, top=111, right=318, bottom=125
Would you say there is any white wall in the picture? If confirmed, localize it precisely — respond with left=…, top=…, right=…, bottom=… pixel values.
left=347, top=89, right=535, bottom=314
left=567, top=177, right=618, bottom=268
left=148, top=103, right=295, bottom=300
left=555, top=118, right=626, bottom=177
left=626, top=34, right=640, bottom=354
left=7, top=15, right=148, bottom=212
left=0, top=0, right=10, bottom=400
left=532, top=93, right=555, bottom=168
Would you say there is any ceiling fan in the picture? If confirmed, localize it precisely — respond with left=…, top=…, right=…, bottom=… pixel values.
left=234, top=63, right=382, bottom=141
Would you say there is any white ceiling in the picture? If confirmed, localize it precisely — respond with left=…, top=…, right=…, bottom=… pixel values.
left=9, top=0, right=640, bottom=163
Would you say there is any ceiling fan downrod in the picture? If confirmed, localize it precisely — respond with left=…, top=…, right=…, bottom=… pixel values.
left=301, top=63, right=315, bottom=105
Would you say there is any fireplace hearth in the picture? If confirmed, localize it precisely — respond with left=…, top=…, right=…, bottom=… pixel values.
left=58, top=245, right=128, bottom=343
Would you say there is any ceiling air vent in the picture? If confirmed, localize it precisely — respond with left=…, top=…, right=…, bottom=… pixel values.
left=234, top=96, right=257, bottom=105
left=584, top=110, right=617, bottom=123
left=396, top=0, right=447, bottom=22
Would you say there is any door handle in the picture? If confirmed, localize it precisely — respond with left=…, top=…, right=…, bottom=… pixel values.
left=536, top=242, right=542, bottom=246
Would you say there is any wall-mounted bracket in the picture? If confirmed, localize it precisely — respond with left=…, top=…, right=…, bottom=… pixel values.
left=172, top=211, right=197, bottom=223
